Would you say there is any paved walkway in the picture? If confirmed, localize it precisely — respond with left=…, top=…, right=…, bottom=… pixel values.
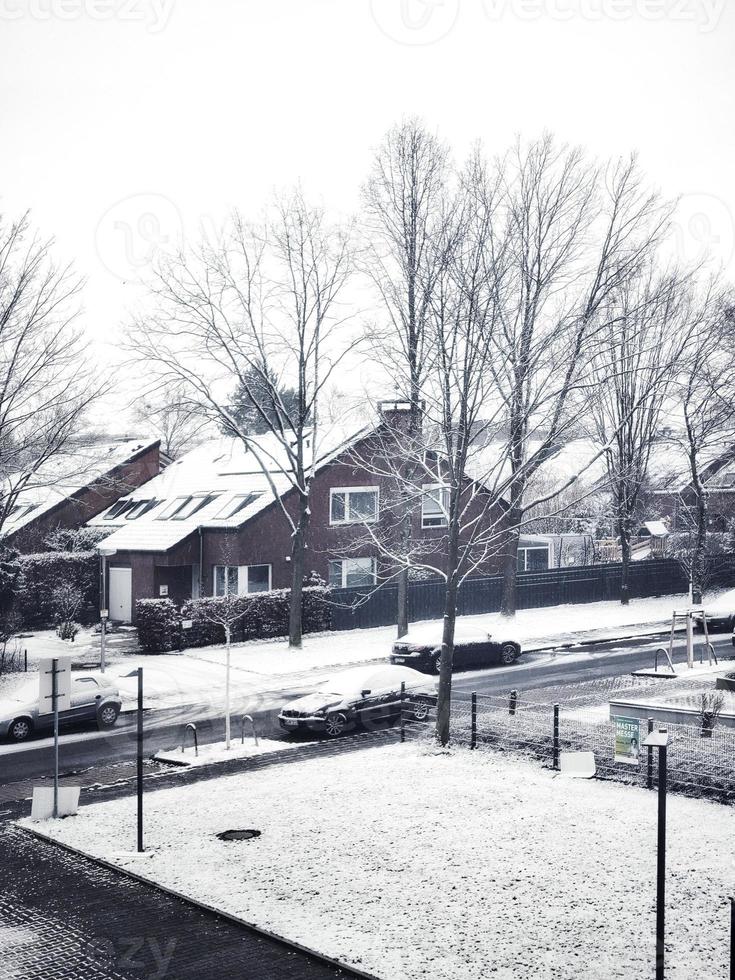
left=0, top=825, right=361, bottom=980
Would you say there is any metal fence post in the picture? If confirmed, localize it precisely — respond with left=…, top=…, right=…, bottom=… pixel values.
left=400, top=682, right=406, bottom=743
left=553, top=704, right=560, bottom=770
left=655, top=743, right=668, bottom=980
left=470, top=692, right=477, bottom=749
left=509, top=690, right=517, bottom=716
left=137, top=667, right=144, bottom=853
left=647, top=718, right=654, bottom=790
left=730, top=896, right=734, bottom=980
left=24, top=648, right=27, bottom=672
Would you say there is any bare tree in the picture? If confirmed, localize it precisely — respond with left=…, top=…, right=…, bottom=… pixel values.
left=491, top=139, right=674, bottom=617
left=127, top=190, right=356, bottom=647
left=0, top=211, right=104, bottom=534
left=362, top=118, right=450, bottom=636
left=591, top=266, right=696, bottom=604
left=666, top=286, right=734, bottom=602
left=133, top=383, right=208, bottom=460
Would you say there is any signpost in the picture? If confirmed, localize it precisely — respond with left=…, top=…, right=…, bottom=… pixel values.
left=643, top=729, right=670, bottom=980
left=137, top=666, right=144, bottom=852
left=613, top=715, right=641, bottom=765
left=38, top=656, right=71, bottom=818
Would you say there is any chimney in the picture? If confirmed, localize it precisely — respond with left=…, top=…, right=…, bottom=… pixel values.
left=377, top=399, right=423, bottom=436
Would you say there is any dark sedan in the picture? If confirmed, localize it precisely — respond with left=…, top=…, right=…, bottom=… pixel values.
left=390, top=627, right=521, bottom=674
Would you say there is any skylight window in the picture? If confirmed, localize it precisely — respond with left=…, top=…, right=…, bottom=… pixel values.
left=124, top=499, right=159, bottom=520
left=156, top=496, right=192, bottom=520
left=104, top=499, right=135, bottom=520
left=213, top=493, right=260, bottom=520
left=171, top=494, right=218, bottom=520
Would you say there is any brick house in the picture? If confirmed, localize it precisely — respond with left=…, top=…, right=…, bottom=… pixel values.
left=89, top=408, right=508, bottom=623
left=2, top=436, right=162, bottom=553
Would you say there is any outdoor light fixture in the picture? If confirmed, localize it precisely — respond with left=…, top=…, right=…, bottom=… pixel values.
left=643, top=728, right=670, bottom=980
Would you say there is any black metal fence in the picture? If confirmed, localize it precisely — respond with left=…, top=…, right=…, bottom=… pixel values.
left=329, top=556, right=735, bottom=632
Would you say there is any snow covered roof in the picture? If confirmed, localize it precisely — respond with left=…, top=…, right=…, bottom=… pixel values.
left=1, top=437, right=159, bottom=539
left=642, top=520, right=668, bottom=537
left=91, top=424, right=371, bottom=554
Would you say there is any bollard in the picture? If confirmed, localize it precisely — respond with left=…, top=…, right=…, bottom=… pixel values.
left=730, top=896, right=734, bottom=980
left=24, top=648, right=27, bottom=672
left=184, top=723, right=198, bottom=757
left=470, top=692, right=477, bottom=749
left=647, top=718, right=654, bottom=790
left=400, top=682, right=406, bottom=744
left=240, top=715, right=258, bottom=747
left=509, top=689, right=517, bottom=716
left=553, top=704, right=560, bottom=770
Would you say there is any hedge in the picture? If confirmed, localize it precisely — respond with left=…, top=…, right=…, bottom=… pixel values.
left=15, top=551, right=99, bottom=627
left=135, top=586, right=332, bottom=653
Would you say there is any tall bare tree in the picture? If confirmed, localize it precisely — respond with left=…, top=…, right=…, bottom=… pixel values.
left=0, top=211, right=103, bottom=535
left=133, top=383, right=208, bottom=460
left=591, top=266, right=696, bottom=604
left=362, top=118, right=450, bottom=636
left=127, top=190, right=356, bottom=647
left=492, top=139, right=674, bottom=617
left=667, top=284, right=734, bottom=602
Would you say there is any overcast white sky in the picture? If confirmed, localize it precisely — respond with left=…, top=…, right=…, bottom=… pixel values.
left=2, top=0, right=734, bottom=398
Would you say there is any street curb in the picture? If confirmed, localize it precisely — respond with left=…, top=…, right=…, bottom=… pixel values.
left=19, top=824, right=383, bottom=980
left=523, top=623, right=682, bottom=654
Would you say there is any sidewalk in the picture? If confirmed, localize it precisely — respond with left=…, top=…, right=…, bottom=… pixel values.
left=0, top=825, right=360, bottom=980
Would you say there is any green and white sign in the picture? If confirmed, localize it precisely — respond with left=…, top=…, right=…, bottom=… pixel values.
left=613, top=715, right=641, bottom=765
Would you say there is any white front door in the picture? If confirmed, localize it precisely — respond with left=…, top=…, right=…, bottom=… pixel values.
left=109, top=567, right=132, bottom=623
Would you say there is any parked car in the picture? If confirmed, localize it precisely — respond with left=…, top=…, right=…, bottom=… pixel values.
left=693, top=588, right=735, bottom=633
left=278, top=664, right=437, bottom=737
left=390, top=627, right=522, bottom=674
left=0, top=671, right=122, bottom=742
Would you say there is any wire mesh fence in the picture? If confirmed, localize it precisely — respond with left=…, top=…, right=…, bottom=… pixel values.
left=401, top=690, right=735, bottom=804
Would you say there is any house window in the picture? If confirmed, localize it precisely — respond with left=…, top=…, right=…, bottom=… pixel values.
left=104, top=499, right=136, bottom=520
left=124, top=499, right=159, bottom=520
left=213, top=564, right=272, bottom=596
left=213, top=493, right=260, bottom=520
left=517, top=546, right=550, bottom=572
left=328, top=557, right=377, bottom=588
left=157, top=495, right=217, bottom=521
left=329, top=487, right=379, bottom=525
left=421, top=486, right=449, bottom=528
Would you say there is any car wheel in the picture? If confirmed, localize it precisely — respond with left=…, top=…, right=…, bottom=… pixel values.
left=9, top=717, right=32, bottom=742
left=324, top=712, right=349, bottom=737
left=434, top=654, right=442, bottom=674
left=97, top=704, right=119, bottom=729
left=500, top=643, right=518, bottom=665
left=412, top=702, right=430, bottom=721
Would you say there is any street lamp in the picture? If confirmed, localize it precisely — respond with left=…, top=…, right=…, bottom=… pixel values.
left=98, top=547, right=117, bottom=674
left=643, top=728, right=670, bottom=980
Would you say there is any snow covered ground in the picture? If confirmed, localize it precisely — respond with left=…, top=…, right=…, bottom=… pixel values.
left=154, top=737, right=312, bottom=768
left=27, top=741, right=732, bottom=979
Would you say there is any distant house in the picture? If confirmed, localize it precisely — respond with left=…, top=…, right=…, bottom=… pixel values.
left=88, top=407, right=509, bottom=623
left=2, top=437, right=162, bottom=553
left=650, top=444, right=735, bottom=534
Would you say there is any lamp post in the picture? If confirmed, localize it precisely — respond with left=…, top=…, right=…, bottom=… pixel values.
left=643, top=728, right=670, bottom=980
left=98, top=547, right=117, bottom=674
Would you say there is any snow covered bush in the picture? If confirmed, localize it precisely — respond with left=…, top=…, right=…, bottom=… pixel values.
left=135, top=587, right=331, bottom=652
left=55, top=620, right=81, bottom=642
left=136, top=599, right=183, bottom=653
left=15, top=551, right=98, bottom=627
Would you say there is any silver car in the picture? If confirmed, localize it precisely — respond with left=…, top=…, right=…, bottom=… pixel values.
left=0, top=671, right=122, bottom=742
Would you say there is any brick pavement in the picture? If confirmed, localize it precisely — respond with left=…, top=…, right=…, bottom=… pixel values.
left=0, top=734, right=396, bottom=980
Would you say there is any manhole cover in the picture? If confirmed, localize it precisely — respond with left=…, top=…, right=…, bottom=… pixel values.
left=217, top=829, right=261, bottom=842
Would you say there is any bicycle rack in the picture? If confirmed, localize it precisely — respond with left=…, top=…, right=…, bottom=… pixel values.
left=240, top=714, right=258, bottom=747
left=184, top=722, right=198, bottom=756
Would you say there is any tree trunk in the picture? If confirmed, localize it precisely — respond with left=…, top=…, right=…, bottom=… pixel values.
left=396, top=565, right=409, bottom=638
left=435, top=520, right=460, bottom=747
left=225, top=624, right=231, bottom=749
left=691, top=493, right=707, bottom=606
left=500, top=506, right=522, bottom=618
left=619, top=525, right=631, bottom=606
left=288, top=502, right=310, bottom=649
